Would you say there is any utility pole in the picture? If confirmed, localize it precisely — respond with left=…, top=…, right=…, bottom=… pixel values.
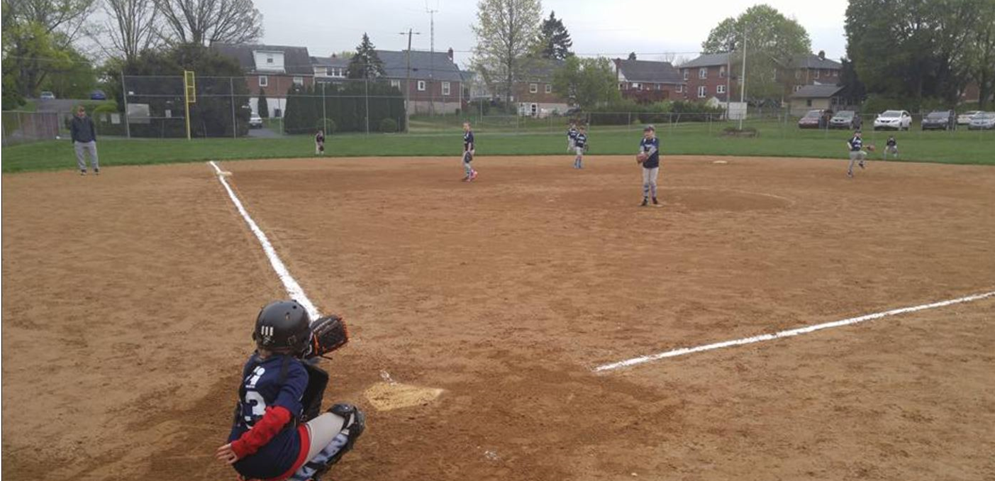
left=399, top=29, right=422, bottom=133
left=739, top=27, right=748, bottom=131
left=427, top=4, right=438, bottom=116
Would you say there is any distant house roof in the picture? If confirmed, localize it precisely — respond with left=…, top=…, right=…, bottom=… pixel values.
left=615, top=59, right=682, bottom=84
left=310, top=55, right=350, bottom=69
left=681, top=52, right=732, bottom=68
left=519, top=58, right=565, bottom=81
left=791, top=53, right=842, bottom=70
left=376, top=50, right=463, bottom=82
left=213, top=43, right=314, bottom=75
left=790, top=84, right=845, bottom=99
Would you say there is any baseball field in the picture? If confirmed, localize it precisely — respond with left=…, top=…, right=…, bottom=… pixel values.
left=3, top=149, right=995, bottom=480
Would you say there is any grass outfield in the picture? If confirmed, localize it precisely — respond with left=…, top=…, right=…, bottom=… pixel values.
left=3, top=121, right=993, bottom=172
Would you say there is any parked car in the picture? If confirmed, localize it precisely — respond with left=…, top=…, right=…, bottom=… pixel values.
left=921, top=110, right=956, bottom=130
left=829, top=110, right=861, bottom=130
left=968, top=112, right=995, bottom=130
left=39, top=91, right=56, bottom=100
left=798, top=109, right=827, bottom=129
left=90, top=90, right=107, bottom=100
left=248, top=113, right=264, bottom=129
left=957, top=111, right=981, bottom=125
left=873, top=110, right=912, bottom=131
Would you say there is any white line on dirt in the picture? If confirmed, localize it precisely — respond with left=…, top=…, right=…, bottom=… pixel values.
left=594, top=290, right=995, bottom=373
left=208, top=161, right=321, bottom=320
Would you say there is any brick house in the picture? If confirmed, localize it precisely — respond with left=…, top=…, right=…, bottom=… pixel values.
left=311, top=54, right=350, bottom=80
left=681, top=53, right=737, bottom=103
left=785, top=52, right=842, bottom=94
left=613, top=58, right=684, bottom=103
left=212, top=43, right=315, bottom=117
left=788, top=84, right=858, bottom=116
left=377, top=48, right=463, bottom=115
left=513, top=59, right=569, bottom=117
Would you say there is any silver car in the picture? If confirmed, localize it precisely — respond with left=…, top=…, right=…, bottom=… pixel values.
left=968, top=112, right=995, bottom=130
left=957, top=111, right=981, bottom=125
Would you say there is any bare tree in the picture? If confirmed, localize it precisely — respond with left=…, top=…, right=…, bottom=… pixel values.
left=5, top=0, right=95, bottom=44
left=101, top=0, right=159, bottom=60
left=154, top=0, right=263, bottom=46
left=470, top=0, right=543, bottom=105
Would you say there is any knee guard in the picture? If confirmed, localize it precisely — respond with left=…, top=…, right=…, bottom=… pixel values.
left=301, top=404, right=366, bottom=481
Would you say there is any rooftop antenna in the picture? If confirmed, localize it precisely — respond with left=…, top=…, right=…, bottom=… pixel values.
left=427, top=0, right=439, bottom=115
left=399, top=29, right=422, bottom=132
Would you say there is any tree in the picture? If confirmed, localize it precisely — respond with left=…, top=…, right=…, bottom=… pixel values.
left=257, top=87, right=268, bottom=118
left=346, top=33, right=386, bottom=80
left=967, top=0, right=995, bottom=109
left=100, top=0, right=160, bottom=61
left=537, top=11, right=572, bottom=60
left=627, top=52, right=637, bottom=61
left=845, top=0, right=982, bottom=107
left=551, top=56, right=620, bottom=109
left=471, top=0, right=544, bottom=104
left=702, top=4, right=811, bottom=102
left=154, top=0, right=262, bottom=46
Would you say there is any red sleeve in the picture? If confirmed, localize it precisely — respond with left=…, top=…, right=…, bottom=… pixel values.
left=230, top=406, right=293, bottom=459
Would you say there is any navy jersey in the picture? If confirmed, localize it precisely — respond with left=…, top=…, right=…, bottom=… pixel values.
left=315, top=133, right=325, bottom=143
left=886, top=138, right=897, bottom=147
left=639, top=137, right=660, bottom=169
left=463, top=131, right=474, bottom=152
left=228, top=354, right=309, bottom=479
left=568, top=127, right=579, bottom=140
left=848, top=136, right=863, bottom=152
left=574, top=133, right=587, bottom=149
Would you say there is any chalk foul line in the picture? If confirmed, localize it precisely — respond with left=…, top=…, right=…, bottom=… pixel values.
left=594, top=290, right=995, bottom=373
left=208, top=161, right=321, bottom=320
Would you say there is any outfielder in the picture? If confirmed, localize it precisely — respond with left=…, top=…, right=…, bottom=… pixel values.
left=573, top=126, right=588, bottom=169
left=846, top=130, right=870, bottom=178
left=567, top=122, right=579, bottom=152
left=636, top=125, right=661, bottom=207
left=462, top=121, right=478, bottom=182
left=215, top=300, right=363, bottom=481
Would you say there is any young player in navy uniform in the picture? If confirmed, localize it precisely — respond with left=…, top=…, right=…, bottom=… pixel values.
left=846, top=130, right=867, bottom=178
left=637, top=125, right=661, bottom=207
left=216, top=301, right=364, bottom=481
left=315, top=130, right=325, bottom=156
left=462, top=121, right=478, bottom=182
left=567, top=122, right=579, bottom=152
left=573, top=126, right=588, bottom=169
left=885, top=135, right=898, bottom=159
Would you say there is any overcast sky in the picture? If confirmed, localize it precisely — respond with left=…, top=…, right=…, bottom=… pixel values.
left=255, top=0, right=849, bottom=66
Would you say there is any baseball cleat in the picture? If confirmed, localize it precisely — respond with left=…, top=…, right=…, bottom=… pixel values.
left=469, top=170, right=478, bottom=181
left=859, top=161, right=865, bottom=169
left=640, top=198, right=649, bottom=207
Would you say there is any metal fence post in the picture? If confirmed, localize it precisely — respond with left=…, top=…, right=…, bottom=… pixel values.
left=121, top=71, right=131, bottom=138
left=364, top=76, right=370, bottom=135
left=321, top=82, right=327, bottom=134
left=230, top=77, right=236, bottom=138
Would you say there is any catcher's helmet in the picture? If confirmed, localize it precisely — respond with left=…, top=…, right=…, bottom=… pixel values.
left=253, top=300, right=311, bottom=354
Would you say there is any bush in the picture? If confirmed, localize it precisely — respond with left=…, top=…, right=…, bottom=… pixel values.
left=315, top=118, right=336, bottom=134
left=722, top=127, right=759, bottom=138
left=380, top=118, right=398, bottom=133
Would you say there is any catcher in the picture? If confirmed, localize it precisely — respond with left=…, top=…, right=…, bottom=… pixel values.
left=215, top=300, right=363, bottom=481
left=846, top=129, right=872, bottom=178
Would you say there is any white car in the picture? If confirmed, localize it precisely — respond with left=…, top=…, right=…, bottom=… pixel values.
left=873, top=110, right=912, bottom=131
left=957, top=111, right=981, bottom=126
left=249, top=113, right=263, bottom=129
left=968, top=112, right=995, bottom=130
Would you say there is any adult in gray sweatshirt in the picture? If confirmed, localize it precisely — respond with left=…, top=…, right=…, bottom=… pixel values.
left=70, top=106, right=99, bottom=175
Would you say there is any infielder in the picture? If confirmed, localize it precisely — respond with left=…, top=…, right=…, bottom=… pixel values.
left=636, top=125, right=661, bottom=207
left=846, top=130, right=870, bottom=178
left=573, top=126, right=588, bottom=169
left=462, top=121, right=478, bottom=182
left=567, top=122, right=579, bottom=152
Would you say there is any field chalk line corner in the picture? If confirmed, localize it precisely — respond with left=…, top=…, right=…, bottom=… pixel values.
left=594, top=290, right=995, bottom=373
left=208, top=161, right=321, bottom=320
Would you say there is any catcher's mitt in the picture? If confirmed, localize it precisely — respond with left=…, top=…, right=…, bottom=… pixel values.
left=866, top=144, right=876, bottom=152
left=636, top=152, right=648, bottom=164
left=304, top=315, right=349, bottom=359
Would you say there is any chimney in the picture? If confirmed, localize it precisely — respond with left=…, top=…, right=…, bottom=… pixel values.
left=818, top=50, right=826, bottom=60
left=447, top=47, right=454, bottom=61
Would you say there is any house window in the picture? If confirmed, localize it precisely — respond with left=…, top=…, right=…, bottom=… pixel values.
left=259, top=76, right=268, bottom=87
left=529, top=83, right=538, bottom=93
left=720, top=66, right=726, bottom=78
left=390, top=79, right=401, bottom=88
left=655, top=83, right=661, bottom=91
left=697, top=85, right=707, bottom=98
left=632, top=83, right=640, bottom=90
left=677, top=84, right=683, bottom=93
left=806, top=99, right=813, bottom=107
left=683, top=69, right=689, bottom=80
left=266, top=55, right=274, bottom=64
left=815, top=69, right=820, bottom=78
left=442, top=81, right=451, bottom=96
left=717, top=85, right=726, bottom=94
left=794, top=85, right=803, bottom=92
left=833, top=70, right=839, bottom=77
left=417, top=80, right=426, bottom=91
left=699, top=68, right=707, bottom=79
left=545, top=84, right=552, bottom=94
left=293, top=76, right=303, bottom=86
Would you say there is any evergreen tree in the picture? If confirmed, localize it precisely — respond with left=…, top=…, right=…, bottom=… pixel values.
left=627, top=52, right=637, bottom=61
left=537, top=11, right=573, bottom=60
left=346, top=33, right=386, bottom=80
left=257, top=88, right=269, bottom=118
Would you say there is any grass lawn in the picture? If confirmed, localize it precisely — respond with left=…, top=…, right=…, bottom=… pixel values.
left=3, top=120, right=993, bottom=173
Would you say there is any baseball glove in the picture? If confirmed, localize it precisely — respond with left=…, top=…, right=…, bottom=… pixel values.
left=636, top=152, right=648, bottom=164
left=866, top=144, right=876, bottom=152
left=304, top=315, right=349, bottom=359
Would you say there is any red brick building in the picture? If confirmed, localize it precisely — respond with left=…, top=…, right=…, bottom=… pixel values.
left=213, top=43, right=315, bottom=118
left=613, top=58, right=684, bottom=103
left=377, top=48, right=465, bottom=115
left=513, top=59, right=570, bottom=117
left=681, top=53, right=736, bottom=102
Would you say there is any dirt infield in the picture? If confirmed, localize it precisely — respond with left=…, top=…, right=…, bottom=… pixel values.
left=3, top=155, right=994, bottom=481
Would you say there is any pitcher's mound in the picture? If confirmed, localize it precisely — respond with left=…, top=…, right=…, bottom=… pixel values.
left=364, top=382, right=444, bottom=411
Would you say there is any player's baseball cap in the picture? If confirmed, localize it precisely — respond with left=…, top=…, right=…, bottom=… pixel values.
left=644, top=125, right=655, bottom=132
